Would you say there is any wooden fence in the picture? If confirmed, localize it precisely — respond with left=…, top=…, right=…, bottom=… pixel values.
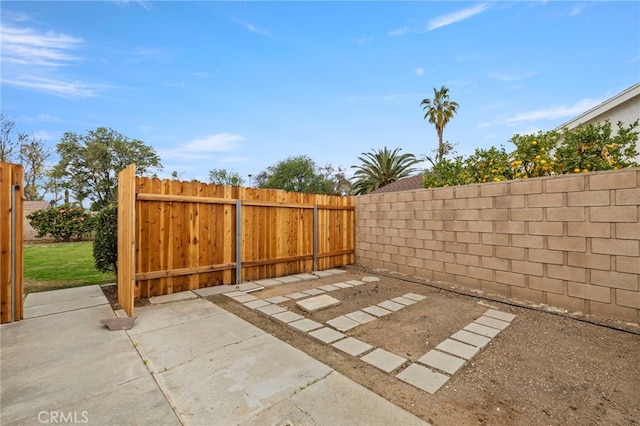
left=117, top=164, right=355, bottom=316
left=0, top=162, right=24, bottom=323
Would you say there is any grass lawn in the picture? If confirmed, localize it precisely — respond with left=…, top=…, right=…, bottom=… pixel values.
left=23, top=241, right=116, bottom=293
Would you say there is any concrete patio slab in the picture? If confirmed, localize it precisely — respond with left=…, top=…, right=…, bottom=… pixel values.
left=257, top=304, right=287, bottom=316
left=23, top=285, right=108, bottom=319
left=463, top=322, right=501, bottom=338
left=327, top=315, right=360, bottom=332
left=361, top=348, right=407, bottom=373
left=331, top=337, right=373, bottom=357
left=436, top=339, right=480, bottom=360
left=417, top=350, right=466, bottom=375
left=345, top=310, right=376, bottom=324
left=308, top=327, right=346, bottom=344
left=397, top=364, right=450, bottom=395
left=271, top=311, right=304, bottom=324
left=232, top=294, right=260, bottom=303
left=362, top=305, right=392, bottom=317
left=149, top=291, right=197, bottom=305
left=475, top=315, right=511, bottom=330
left=451, top=329, right=492, bottom=348
left=377, top=300, right=405, bottom=312
left=484, top=309, right=516, bottom=323
left=289, top=318, right=324, bottom=332
left=296, top=294, right=340, bottom=313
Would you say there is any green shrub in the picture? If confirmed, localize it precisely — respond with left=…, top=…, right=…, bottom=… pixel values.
left=27, top=203, right=95, bottom=241
left=93, top=204, right=118, bottom=274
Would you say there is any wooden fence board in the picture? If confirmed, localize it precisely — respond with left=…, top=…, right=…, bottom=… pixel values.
left=0, top=162, right=23, bottom=323
left=117, top=164, right=136, bottom=317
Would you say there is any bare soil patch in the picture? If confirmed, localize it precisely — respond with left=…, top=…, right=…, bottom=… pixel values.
left=207, top=267, right=640, bottom=426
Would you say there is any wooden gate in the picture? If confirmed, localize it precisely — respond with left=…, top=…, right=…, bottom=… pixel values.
left=0, top=162, right=24, bottom=323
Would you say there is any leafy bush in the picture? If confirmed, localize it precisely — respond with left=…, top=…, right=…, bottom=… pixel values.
left=27, top=203, right=95, bottom=242
left=93, top=204, right=118, bottom=274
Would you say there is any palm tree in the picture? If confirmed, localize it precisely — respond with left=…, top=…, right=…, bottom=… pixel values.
left=350, top=147, right=420, bottom=195
left=421, top=85, right=459, bottom=165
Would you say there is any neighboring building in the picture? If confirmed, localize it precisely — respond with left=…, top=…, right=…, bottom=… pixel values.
left=555, top=83, right=640, bottom=132
left=23, top=200, right=49, bottom=241
left=369, top=174, right=424, bottom=194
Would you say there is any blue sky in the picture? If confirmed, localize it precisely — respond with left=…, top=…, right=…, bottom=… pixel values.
left=2, top=1, right=639, bottom=184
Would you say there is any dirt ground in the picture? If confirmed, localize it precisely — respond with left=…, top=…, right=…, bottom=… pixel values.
left=103, top=266, right=640, bottom=426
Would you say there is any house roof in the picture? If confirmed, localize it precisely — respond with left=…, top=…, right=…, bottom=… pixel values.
left=555, top=82, right=640, bottom=131
left=369, top=174, right=424, bottom=194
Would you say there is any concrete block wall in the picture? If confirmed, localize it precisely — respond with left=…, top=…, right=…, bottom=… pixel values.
left=355, top=168, right=640, bottom=324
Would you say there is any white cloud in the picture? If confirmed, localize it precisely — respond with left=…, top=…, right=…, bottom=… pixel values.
left=427, top=2, right=491, bottom=31
left=415, top=68, right=425, bottom=76
left=184, top=133, right=245, bottom=152
left=3, top=75, right=104, bottom=98
left=1, top=24, right=82, bottom=67
left=504, top=98, right=603, bottom=124
left=388, top=27, right=410, bottom=36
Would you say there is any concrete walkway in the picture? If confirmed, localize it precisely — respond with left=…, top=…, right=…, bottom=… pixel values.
left=1, top=286, right=427, bottom=426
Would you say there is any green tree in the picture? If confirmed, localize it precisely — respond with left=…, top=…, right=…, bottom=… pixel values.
left=0, top=113, right=19, bottom=162
left=51, top=127, right=162, bottom=210
left=350, top=147, right=420, bottom=195
left=27, top=203, right=95, bottom=242
left=19, top=135, right=51, bottom=201
left=420, top=85, right=459, bottom=165
left=208, top=168, right=246, bottom=186
left=256, top=155, right=337, bottom=194
left=93, top=204, right=118, bottom=274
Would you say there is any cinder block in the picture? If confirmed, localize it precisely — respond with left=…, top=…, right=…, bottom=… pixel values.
left=616, top=256, right=640, bottom=274
left=455, top=185, right=479, bottom=198
left=529, top=276, right=564, bottom=295
left=528, top=249, right=565, bottom=265
left=510, top=179, right=542, bottom=195
left=495, top=221, right=525, bottom=234
left=496, top=271, right=525, bottom=287
left=443, top=220, right=466, bottom=232
left=545, top=175, right=585, bottom=193
left=456, top=253, right=481, bottom=267
left=527, top=222, right=564, bottom=236
left=592, top=238, right=639, bottom=256
left=567, top=252, right=611, bottom=271
left=546, top=293, right=587, bottom=313
left=548, top=264, right=586, bottom=282
left=468, top=221, right=494, bottom=233
left=481, top=209, right=509, bottom=221
left=455, top=209, right=479, bottom=221
left=567, top=282, right=610, bottom=303
left=444, top=241, right=467, bottom=253
left=615, top=187, right=640, bottom=205
left=495, top=246, right=525, bottom=260
left=591, top=270, right=638, bottom=291
left=456, top=232, right=481, bottom=244
left=590, top=300, right=638, bottom=322
left=495, top=195, right=525, bottom=209
left=481, top=233, right=509, bottom=246
left=615, top=289, right=640, bottom=309
left=512, top=234, right=544, bottom=249
left=481, top=256, right=509, bottom=272
left=434, top=231, right=455, bottom=242
left=444, top=198, right=466, bottom=210
left=547, top=207, right=585, bottom=222
left=510, top=286, right=544, bottom=303
left=511, top=260, right=544, bottom=277
left=615, top=223, right=640, bottom=240
left=511, top=208, right=543, bottom=222
left=528, top=192, right=564, bottom=207
left=468, top=266, right=494, bottom=281
left=567, top=222, right=611, bottom=238
left=590, top=170, right=637, bottom=190
left=590, top=206, right=637, bottom=223
left=480, top=182, right=508, bottom=197
left=547, top=236, right=586, bottom=252
left=567, top=190, right=610, bottom=206
left=445, top=262, right=467, bottom=277
left=468, top=197, right=493, bottom=209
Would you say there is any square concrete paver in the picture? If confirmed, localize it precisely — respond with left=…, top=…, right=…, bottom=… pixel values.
left=265, top=296, right=290, bottom=304
left=484, top=309, right=516, bottom=323
left=332, top=337, right=373, bottom=356
left=451, top=330, right=492, bottom=348
left=274, top=275, right=302, bottom=284
left=377, top=300, right=405, bottom=312
left=360, top=348, right=406, bottom=373
left=302, top=288, right=325, bottom=296
left=345, top=280, right=365, bottom=286
left=257, top=304, right=287, bottom=316
left=243, top=299, right=271, bottom=310
left=475, top=315, right=511, bottom=330
left=308, top=327, right=346, bottom=344
left=294, top=274, right=319, bottom=280
left=464, top=322, right=501, bottom=338
left=391, top=296, right=416, bottom=306
left=417, top=350, right=466, bottom=375
left=396, top=363, right=450, bottom=395
left=362, top=305, right=392, bottom=317
left=319, top=284, right=340, bottom=292
left=272, top=311, right=304, bottom=324
left=232, top=294, right=260, bottom=303
left=323, top=269, right=347, bottom=275
left=333, top=282, right=353, bottom=289
left=345, top=310, right=376, bottom=325
left=253, top=279, right=283, bottom=287
left=436, top=339, right=480, bottom=360
left=361, top=276, right=380, bottom=282
left=327, top=316, right=360, bottom=332
left=289, top=318, right=324, bottom=332
left=285, top=292, right=308, bottom=300
left=297, top=294, right=340, bottom=313
left=403, top=293, right=427, bottom=302
left=313, top=270, right=335, bottom=278
left=224, top=291, right=245, bottom=298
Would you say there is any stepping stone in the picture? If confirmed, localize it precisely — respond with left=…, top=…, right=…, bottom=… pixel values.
left=285, top=292, right=308, bottom=300
left=257, top=304, right=287, bottom=316
left=463, top=322, right=501, bottom=338
left=345, top=280, right=365, bottom=286
left=332, top=337, right=373, bottom=356
left=324, top=269, right=347, bottom=275
left=265, top=296, right=290, bottom=304
left=418, top=350, right=466, bottom=375
left=272, top=311, right=304, bottom=324
left=274, top=275, right=302, bottom=284
left=436, top=339, right=479, bottom=360
left=327, top=316, right=360, bottom=332
left=289, top=318, right=323, bottom=332
left=403, top=293, right=427, bottom=302
left=396, top=363, right=450, bottom=394
left=345, top=310, right=376, bottom=325
left=362, top=305, right=392, bottom=317
left=293, top=274, right=319, bottom=281
left=253, top=279, right=282, bottom=287
left=475, top=315, right=511, bottom=331
left=391, top=296, right=416, bottom=306
left=194, top=283, right=264, bottom=297
left=377, top=300, right=404, bottom=312
left=361, top=276, right=380, bottom=282
left=243, top=299, right=271, bottom=310
left=232, top=294, right=259, bottom=303
left=333, top=282, right=353, bottom=289
left=302, top=288, right=325, bottom=296
left=296, top=294, right=340, bottom=313
left=100, top=316, right=136, bottom=331
left=224, top=291, right=245, bottom=298
left=313, top=270, right=334, bottom=278
left=484, top=309, right=516, bottom=323
left=308, top=327, right=346, bottom=344
left=451, top=330, right=491, bottom=348
left=361, top=348, right=406, bottom=373
left=319, top=284, right=340, bottom=292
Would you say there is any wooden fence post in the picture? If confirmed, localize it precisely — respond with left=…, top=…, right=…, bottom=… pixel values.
left=117, top=164, right=136, bottom=317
